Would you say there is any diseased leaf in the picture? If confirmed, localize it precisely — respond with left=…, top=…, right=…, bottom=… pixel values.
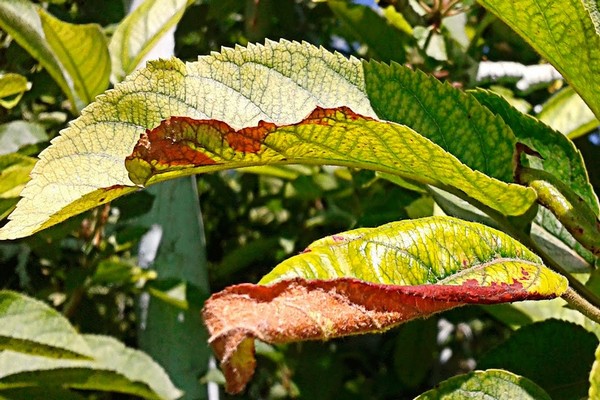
left=109, top=0, right=191, bottom=82
left=415, top=369, right=551, bottom=400
left=202, top=216, right=568, bottom=393
left=39, top=8, right=110, bottom=105
left=0, top=335, right=182, bottom=400
left=478, top=319, right=598, bottom=400
left=0, top=73, right=30, bottom=109
left=0, top=290, right=92, bottom=359
left=0, top=40, right=375, bottom=239
left=0, top=0, right=77, bottom=108
left=363, top=61, right=517, bottom=183
left=537, top=87, right=599, bottom=140
left=125, top=107, right=535, bottom=216
left=476, top=0, right=600, bottom=119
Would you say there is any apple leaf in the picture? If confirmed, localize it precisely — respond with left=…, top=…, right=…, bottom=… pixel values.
left=125, top=106, right=535, bottom=216
left=536, top=87, right=599, bottom=140
left=0, top=335, right=183, bottom=400
left=0, top=73, right=30, bottom=109
left=415, top=369, right=551, bottom=400
left=0, top=40, right=375, bottom=240
left=202, top=216, right=568, bottom=393
left=477, top=0, right=600, bottom=119
left=0, top=290, right=92, bottom=359
left=0, top=0, right=110, bottom=111
left=109, top=0, right=191, bottom=83
left=0, top=40, right=538, bottom=240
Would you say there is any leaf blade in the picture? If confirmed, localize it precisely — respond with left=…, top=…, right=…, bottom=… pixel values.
left=202, top=216, right=567, bottom=393
left=0, top=335, right=183, bottom=400
left=415, top=369, right=552, bottom=400
left=476, top=0, right=600, bottom=119
left=109, top=0, right=191, bottom=82
left=0, top=0, right=77, bottom=109
left=39, top=9, right=110, bottom=105
left=0, top=290, right=92, bottom=359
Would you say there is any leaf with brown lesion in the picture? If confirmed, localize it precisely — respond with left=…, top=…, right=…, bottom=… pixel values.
left=202, top=216, right=568, bottom=394
left=126, top=106, right=536, bottom=217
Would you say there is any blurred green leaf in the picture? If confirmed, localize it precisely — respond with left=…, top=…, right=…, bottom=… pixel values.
left=0, top=73, right=30, bottom=109
left=415, top=369, right=551, bottom=400
left=0, top=1, right=110, bottom=111
left=328, top=1, right=409, bottom=62
left=0, top=290, right=92, bottom=359
left=393, top=318, right=437, bottom=389
left=477, top=0, right=600, bottom=119
left=478, top=320, right=598, bottom=400
left=537, top=86, right=599, bottom=140
left=0, top=121, right=46, bottom=156
left=39, top=8, right=110, bottom=105
left=0, top=335, right=183, bottom=400
left=109, top=0, right=192, bottom=82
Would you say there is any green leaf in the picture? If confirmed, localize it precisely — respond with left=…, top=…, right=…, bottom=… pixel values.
left=0, top=335, right=183, bottom=400
left=476, top=0, right=600, bottom=119
left=415, top=369, right=551, bottom=400
left=0, top=73, right=30, bottom=109
left=328, top=1, right=409, bottom=62
left=0, top=1, right=110, bottom=111
left=124, top=106, right=535, bottom=217
left=38, top=8, right=110, bottom=105
left=590, top=341, right=600, bottom=399
left=109, top=0, right=191, bottom=82
left=517, top=167, right=600, bottom=256
left=0, top=0, right=76, bottom=108
left=0, top=153, right=36, bottom=221
left=202, top=216, right=567, bottom=393
left=478, top=319, right=598, bottom=400
left=0, top=121, right=47, bottom=156
left=0, top=290, right=92, bottom=359
left=537, top=86, right=599, bottom=140
left=471, top=89, right=599, bottom=216
left=363, top=61, right=516, bottom=183
left=0, top=40, right=374, bottom=239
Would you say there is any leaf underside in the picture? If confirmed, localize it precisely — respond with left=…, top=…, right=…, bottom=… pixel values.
left=202, top=216, right=567, bottom=393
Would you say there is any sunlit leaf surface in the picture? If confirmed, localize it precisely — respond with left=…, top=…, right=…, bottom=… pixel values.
left=125, top=107, right=535, bottom=216
left=202, top=216, right=567, bottom=393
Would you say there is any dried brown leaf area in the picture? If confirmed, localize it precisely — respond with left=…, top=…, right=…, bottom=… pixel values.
left=203, top=271, right=565, bottom=393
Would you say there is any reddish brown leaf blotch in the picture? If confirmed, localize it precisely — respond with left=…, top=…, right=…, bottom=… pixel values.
left=202, top=276, right=556, bottom=394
